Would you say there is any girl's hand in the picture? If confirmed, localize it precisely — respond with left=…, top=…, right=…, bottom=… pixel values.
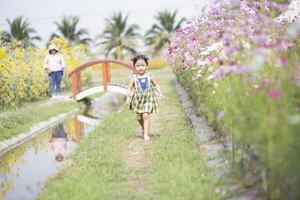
left=157, top=93, right=165, bottom=101
left=125, top=96, right=131, bottom=105
left=63, top=68, right=67, bottom=77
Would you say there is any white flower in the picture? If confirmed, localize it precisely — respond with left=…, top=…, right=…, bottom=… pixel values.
left=208, top=66, right=214, bottom=72
left=250, top=54, right=266, bottom=72
left=288, top=114, right=300, bottom=125
left=207, top=75, right=215, bottom=80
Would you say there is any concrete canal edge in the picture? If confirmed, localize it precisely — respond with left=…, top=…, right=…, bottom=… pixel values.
left=175, top=80, right=262, bottom=200
left=0, top=107, right=82, bottom=156
left=175, top=81, right=231, bottom=177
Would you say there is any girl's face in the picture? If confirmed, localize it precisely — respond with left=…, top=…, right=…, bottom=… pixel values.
left=50, top=49, right=57, bottom=55
left=135, top=59, right=148, bottom=75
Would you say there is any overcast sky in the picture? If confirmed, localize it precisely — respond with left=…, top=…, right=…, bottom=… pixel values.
left=0, top=0, right=209, bottom=48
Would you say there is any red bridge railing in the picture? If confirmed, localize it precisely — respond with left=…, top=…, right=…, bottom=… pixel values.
left=68, top=60, right=135, bottom=99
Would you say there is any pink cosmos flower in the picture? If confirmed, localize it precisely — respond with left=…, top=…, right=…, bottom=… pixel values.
left=217, top=111, right=224, bottom=121
left=224, top=45, right=237, bottom=56
left=191, top=76, right=198, bottom=81
left=185, top=52, right=196, bottom=65
left=278, top=56, right=287, bottom=66
left=260, top=79, right=272, bottom=89
left=207, top=55, right=214, bottom=62
left=234, top=65, right=249, bottom=74
left=191, top=35, right=198, bottom=41
left=197, top=59, right=206, bottom=68
left=268, top=89, right=281, bottom=99
left=270, top=2, right=288, bottom=12
left=252, top=33, right=268, bottom=45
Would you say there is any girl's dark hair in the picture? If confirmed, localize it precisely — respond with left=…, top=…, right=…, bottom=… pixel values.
left=131, top=54, right=149, bottom=66
left=49, top=49, right=58, bottom=54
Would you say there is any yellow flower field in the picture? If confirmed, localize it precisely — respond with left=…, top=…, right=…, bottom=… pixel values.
left=0, top=37, right=88, bottom=109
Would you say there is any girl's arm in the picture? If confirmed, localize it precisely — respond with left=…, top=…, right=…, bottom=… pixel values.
left=151, top=78, right=164, bottom=99
left=126, top=77, right=134, bottom=104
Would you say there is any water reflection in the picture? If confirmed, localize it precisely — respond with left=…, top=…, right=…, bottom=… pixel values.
left=72, top=115, right=84, bottom=143
left=50, top=123, right=68, bottom=162
left=0, top=115, right=91, bottom=200
left=0, top=92, right=124, bottom=200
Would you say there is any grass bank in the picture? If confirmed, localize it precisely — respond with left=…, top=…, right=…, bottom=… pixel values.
left=0, top=98, right=82, bottom=141
left=38, top=69, right=220, bottom=200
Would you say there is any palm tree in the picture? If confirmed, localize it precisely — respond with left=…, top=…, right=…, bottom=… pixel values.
left=0, top=31, right=12, bottom=46
left=1, top=16, right=41, bottom=47
left=145, top=10, right=185, bottom=53
left=51, top=16, right=91, bottom=46
left=95, top=12, right=140, bottom=60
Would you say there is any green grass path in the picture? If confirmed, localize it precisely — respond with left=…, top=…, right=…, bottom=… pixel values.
left=38, top=69, right=220, bottom=200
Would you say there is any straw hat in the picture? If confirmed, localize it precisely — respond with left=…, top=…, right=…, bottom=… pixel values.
left=48, top=44, right=58, bottom=52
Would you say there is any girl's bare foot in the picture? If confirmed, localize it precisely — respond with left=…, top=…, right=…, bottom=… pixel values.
left=144, top=134, right=150, bottom=142
left=136, top=128, right=144, bottom=138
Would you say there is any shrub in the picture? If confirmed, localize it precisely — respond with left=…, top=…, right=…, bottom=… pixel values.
left=167, top=1, right=300, bottom=198
left=0, top=37, right=89, bottom=109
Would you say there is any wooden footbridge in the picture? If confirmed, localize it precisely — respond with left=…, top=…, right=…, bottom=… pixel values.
left=68, top=60, right=135, bottom=100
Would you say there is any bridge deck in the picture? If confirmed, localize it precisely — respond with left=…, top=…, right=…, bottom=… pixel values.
left=76, top=83, right=127, bottom=100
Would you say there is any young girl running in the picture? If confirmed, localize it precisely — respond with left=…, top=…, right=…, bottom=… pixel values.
left=126, top=54, right=164, bottom=141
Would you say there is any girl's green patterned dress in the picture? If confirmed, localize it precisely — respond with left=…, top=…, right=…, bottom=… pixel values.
left=129, top=73, right=158, bottom=113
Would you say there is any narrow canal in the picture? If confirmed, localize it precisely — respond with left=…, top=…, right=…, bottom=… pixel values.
left=0, top=92, right=124, bottom=200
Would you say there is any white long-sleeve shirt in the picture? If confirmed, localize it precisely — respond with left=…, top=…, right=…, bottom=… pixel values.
left=44, top=53, right=65, bottom=73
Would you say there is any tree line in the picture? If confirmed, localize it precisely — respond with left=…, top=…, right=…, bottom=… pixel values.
left=0, top=11, right=185, bottom=59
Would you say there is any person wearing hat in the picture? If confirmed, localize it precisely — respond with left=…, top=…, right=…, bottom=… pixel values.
left=43, top=44, right=66, bottom=98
